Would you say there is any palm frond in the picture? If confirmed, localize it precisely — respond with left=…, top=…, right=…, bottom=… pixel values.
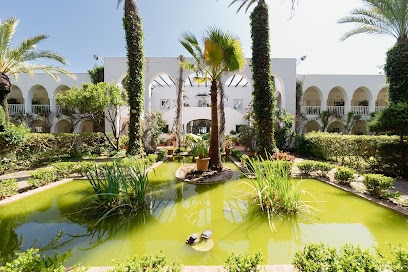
left=0, top=17, right=18, bottom=61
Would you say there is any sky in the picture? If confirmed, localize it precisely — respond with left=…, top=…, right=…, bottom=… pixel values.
left=1, top=0, right=397, bottom=75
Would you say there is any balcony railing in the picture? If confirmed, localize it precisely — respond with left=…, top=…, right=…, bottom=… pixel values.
left=302, top=106, right=321, bottom=115
left=32, top=105, right=50, bottom=114
left=350, top=106, right=369, bottom=115
left=375, top=106, right=387, bottom=112
left=8, top=104, right=25, bottom=114
left=326, top=106, right=345, bottom=115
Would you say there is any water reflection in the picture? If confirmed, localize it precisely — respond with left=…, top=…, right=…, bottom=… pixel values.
left=0, top=162, right=407, bottom=266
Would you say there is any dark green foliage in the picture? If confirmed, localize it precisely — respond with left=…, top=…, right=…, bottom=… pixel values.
left=0, top=178, right=18, bottom=199
left=368, top=102, right=408, bottom=143
left=250, top=2, right=276, bottom=156
left=123, top=2, right=145, bottom=156
left=292, top=243, right=337, bottom=272
left=0, top=123, right=29, bottom=156
left=384, top=42, right=408, bottom=104
left=296, top=132, right=408, bottom=178
left=224, top=251, right=263, bottom=272
left=87, top=65, right=104, bottom=84
left=0, top=105, right=5, bottom=129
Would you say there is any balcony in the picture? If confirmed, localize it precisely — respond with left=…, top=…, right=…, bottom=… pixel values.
left=32, top=105, right=50, bottom=114
left=8, top=104, right=25, bottom=115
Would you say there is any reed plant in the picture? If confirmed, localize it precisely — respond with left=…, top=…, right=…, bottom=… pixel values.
left=85, top=160, right=149, bottom=221
left=245, top=157, right=307, bottom=227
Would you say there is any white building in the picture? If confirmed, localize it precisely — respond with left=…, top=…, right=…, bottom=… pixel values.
left=7, top=57, right=388, bottom=135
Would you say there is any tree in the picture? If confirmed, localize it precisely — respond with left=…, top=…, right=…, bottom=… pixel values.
left=0, top=17, right=74, bottom=129
left=338, top=0, right=408, bottom=104
left=368, top=102, right=408, bottom=144
left=88, top=65, right=104, bottom=84
left=226, top=0, right=297, bottom=157
left=180, top=27, right=246, bottom=171
left=56, top=82, right=127, bottom=151
left=117, top=0, right=144, bottom=156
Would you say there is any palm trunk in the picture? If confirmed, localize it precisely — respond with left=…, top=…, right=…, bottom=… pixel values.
left=123, top=0, right=144, bottom=155
left=0, top=72, right=11, bottom=129
left=175, top=55, right=184, bottom=148
left=251, top=1, right=276, bottom=156
left=218, top=80, right=225, bottom=147
left=209, top=79, right=222, bottom=171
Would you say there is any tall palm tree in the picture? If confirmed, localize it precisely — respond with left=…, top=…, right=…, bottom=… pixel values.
left=338, top=0, right=408, bottom=104
left=117, top=0, right=144, bottom=155
left=227, top=0, right=297, bottom=157
left=0, top=17, right=74, bottom=128
left=180, top=27, right=246, bottom=170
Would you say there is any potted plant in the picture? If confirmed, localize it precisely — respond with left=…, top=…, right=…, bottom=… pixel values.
left=224, top=135, right=234, bottom=155
left=189, top=134, right=210, bottom=172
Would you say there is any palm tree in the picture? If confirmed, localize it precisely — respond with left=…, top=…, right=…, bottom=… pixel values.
left=338, top=0, right=408, bottom=104
left=180, top=27, right=246, bottom=170
left=0, top=17, right=74, bottom=129
left=227, top=0, right=297, bottom=157
left=117, top=0, right=144, bottom=155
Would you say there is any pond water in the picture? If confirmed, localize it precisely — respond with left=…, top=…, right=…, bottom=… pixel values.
left=1, top=161, right=408, bottom=267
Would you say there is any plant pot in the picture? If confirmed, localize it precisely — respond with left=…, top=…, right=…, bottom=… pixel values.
left=195, top=157, right=210, bottom=172
left=167, top=149, right=174, bottom=155
left=225, top=148, right=231, bottom=155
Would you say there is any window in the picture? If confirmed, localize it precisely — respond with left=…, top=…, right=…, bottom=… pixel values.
left=160, top=99, right=170, bottom=110
left=233, top=99, right=243, bottom=109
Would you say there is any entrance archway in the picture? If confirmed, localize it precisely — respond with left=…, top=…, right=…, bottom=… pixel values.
left=186, top=119, right=211, bottom=134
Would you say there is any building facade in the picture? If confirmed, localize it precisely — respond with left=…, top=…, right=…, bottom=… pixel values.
left=7, top=57, right=388, bottom=135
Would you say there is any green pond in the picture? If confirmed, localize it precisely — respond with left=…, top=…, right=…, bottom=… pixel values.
left=1, top=161, right=408, bottom=267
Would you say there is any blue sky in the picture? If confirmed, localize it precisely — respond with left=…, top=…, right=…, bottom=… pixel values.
left=1, top=0, right=396, bottom=75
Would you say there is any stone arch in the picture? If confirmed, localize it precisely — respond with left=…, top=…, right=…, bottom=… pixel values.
left=351, top=86, right=372, bottom=106
left=376, top=87, right=388, bottom=109
left=302, top=120, right=320, bottom=133
left=31, top=119, right=46, bottom=133
left=302, top=86, right=322, bottom=115
left=28, top=84, right=50, bottom=114
left=352, top=120, right=367, bottom=135
left=149, top=72, right=178, bottom=111
left=55, top=119, right=72, bottom=133
left=327, top=120, right=343, bottom=133
left=186, top=119, right=211, bottom=134
left=79, top=120, right=97, bottom=133
left=53, top=85, right=70, bottom=113
left=327, top=86, right=347, bottom=115
left=7, top=85, right=25, bottom=114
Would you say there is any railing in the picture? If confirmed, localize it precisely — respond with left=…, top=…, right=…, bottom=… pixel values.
left=375, top=106, right=387, bottom=112
left=32, top=105, right=50, bottom=114
left=302, top=106, right=321, bottom=115
left=326, top=106, right=344, bottom=115
left=350, top=106, right=370, bottom=115
left=8, top=104, right=25, bottom=114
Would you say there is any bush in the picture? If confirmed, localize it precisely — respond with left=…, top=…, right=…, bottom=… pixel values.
left=363, top=173, right=394, bottom=199
left=333, top=166, right=356, bottom=185
left=296, top=160, right=317, bottom=176
left=0, top=124, right=29, bottom=156
left=29, top=168, right=57, bottom=185
left=0, top=178, right=19, bottom=199
left=0, top=248, right=68, bottom=272
left=314, top=161, right=334, bottom=178
left=110, top=251, right=181, bottom=272
left=292, top=243, right=385, bottom=272
left=52, top=162, right=77, bottom=178
left=292, top=243, right=337, bottom=272
left=224, top=251, right=263, bottom=272
left=389, top=244, right=408, bottom=272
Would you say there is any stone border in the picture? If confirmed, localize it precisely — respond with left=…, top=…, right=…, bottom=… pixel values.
left=175, top=164, right=233, bottom=184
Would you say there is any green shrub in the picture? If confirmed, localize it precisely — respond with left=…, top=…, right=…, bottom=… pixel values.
left=292, top=243, right=384, bottom=272
left=0, top=124, right=29, bottom=156
left=314, top=162, right=334, bottom=178
left=30, top=168, right=57, bottom=185
left=335, top=243, right=383, bottom=271
left=52, top=162, right=77, bottom=178
left=109, top=251, right=181, bottom=272
left=296, top=160, right=317, bottom=176
left=231, top=148, right=242, bottom=160
left=74, top=161, right=97, bottom=176
left=26, top=177, right=43, bottom=188
left=389, top=244, right=408, bottom=272
left=224, top=251, right=263, bottom=272
left=0, top=248, right=68, bottom=272
left=0, top=178, right=19, bottom=199
left=363, top=173, right=394, bottom=199
left=292, top=243, right=337, bottom=272
left=333, top=166, right=356, bottom=185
